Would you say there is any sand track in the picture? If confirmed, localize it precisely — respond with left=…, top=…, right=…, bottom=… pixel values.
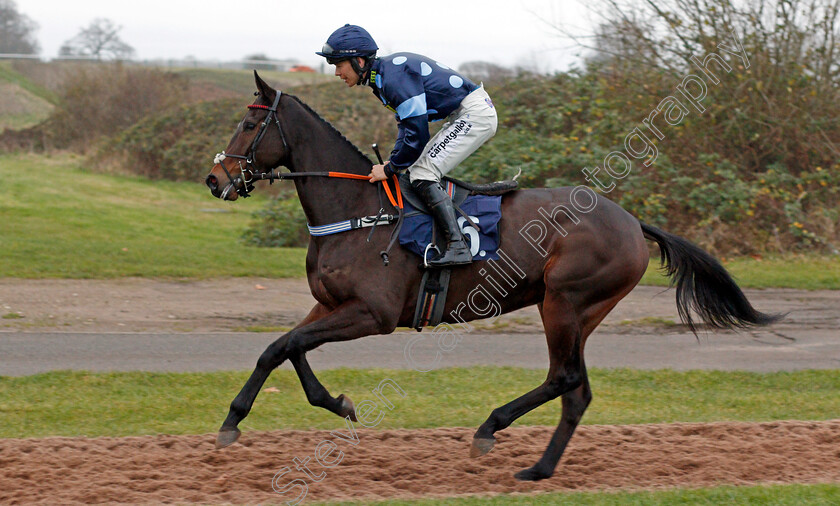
left=2, top=420, right=839, bottom=504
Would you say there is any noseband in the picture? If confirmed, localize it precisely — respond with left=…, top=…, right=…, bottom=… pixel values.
left=213, top=91, right=288, bottom=199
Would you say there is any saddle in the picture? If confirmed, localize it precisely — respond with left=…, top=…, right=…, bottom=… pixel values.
left=398, top=173, right=518, bottom=331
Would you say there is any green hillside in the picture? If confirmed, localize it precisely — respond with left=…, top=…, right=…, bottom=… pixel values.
left=0, top=62, right=55, bottom=130
left=0, top=153, right=305, bottom=278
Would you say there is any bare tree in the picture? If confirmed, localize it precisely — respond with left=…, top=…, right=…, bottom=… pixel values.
left=59, top=18, right=135, bottom=60
left=557, top=0, right=839, bottom=82
left=0, top=0, right=39, bottom=54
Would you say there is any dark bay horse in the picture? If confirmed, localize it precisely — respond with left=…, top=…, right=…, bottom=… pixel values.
left=204, top=72, right=780, bottom=481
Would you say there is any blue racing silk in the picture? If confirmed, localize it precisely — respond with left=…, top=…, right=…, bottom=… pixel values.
left=368, top=53, right=478, bottom=174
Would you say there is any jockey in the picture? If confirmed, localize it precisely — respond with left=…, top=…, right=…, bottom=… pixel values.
left=316, top=24, right=498, bottom=268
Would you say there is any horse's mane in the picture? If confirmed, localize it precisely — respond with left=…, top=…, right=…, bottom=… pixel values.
left=285, top=93, right=374, bottom=165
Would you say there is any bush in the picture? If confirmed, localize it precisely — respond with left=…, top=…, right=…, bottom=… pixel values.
left=53, top=64, right=187, bottom=149
left=94, top=97, right=242, bottom=180
left=240, top=191, right=308, bottom=247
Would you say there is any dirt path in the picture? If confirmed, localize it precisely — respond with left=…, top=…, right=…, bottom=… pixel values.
left=2, top=278, right=837, bottom=375
left=1, top=420, right=838, bottom=504
left=1, top=277, right=836, bottom=334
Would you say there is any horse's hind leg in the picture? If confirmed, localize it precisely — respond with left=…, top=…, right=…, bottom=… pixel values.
left=515, top=365, right=591, bottom=481
left=471, top=292, right=584, bottom=463
left=514, top=293, right=629, bottom=481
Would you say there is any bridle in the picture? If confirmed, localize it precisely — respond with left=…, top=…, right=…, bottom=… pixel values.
left=213, top=91, right=288, bottom=199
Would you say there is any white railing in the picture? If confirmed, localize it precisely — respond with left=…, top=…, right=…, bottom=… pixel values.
left=0, top=53, right=325, bottom=73
left=0, top=53, right=42, bottom=60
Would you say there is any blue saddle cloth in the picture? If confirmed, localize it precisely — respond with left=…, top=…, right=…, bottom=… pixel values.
left=398, top=195, right=502, bottom=261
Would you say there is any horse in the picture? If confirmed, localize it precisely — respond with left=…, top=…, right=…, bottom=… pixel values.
left=204, top=71, right=781, bottom=481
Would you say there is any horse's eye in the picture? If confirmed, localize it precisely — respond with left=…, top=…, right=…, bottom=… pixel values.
left=244, top=122, right=256, bottom=131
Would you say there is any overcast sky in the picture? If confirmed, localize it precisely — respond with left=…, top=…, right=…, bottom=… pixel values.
left=20, top=0, right=591, bottom=72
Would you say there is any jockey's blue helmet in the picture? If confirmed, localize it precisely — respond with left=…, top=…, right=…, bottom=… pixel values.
left=316, top=24, right=378, bottom=64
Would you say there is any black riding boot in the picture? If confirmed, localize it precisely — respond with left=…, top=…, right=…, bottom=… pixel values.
left=412, top=180, right=473, bottom=267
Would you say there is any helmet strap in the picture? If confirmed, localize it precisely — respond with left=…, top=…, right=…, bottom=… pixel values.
left=350, top=56, right=374, bottom=86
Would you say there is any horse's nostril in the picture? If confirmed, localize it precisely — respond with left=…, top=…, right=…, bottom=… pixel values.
left=206, top=174, right=218, bottom=191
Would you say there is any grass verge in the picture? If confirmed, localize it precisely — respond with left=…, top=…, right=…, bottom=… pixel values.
left=317, top=483, right=840, bottom=505
left=0, top=153, right=304, bottom=278
left=1, top=367, right=838, bottom=439
left=642, top=254, right=840, bottom=290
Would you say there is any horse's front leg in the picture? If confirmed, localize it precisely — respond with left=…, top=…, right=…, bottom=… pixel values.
left=276, top=303, right=358, bottom=421
left=215, top=300, right=387, bottom=448
left=286, top=304, right=357, bottom=420
left=289, top=352, right=357, bottom=421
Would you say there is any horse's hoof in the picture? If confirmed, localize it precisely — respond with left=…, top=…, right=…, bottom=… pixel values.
left=469, top=437, right=496, bottom=458
left=215, top=428, right=241, bottom=449
left=514, top=466, right=552, bottom=481
left=337, top=394, right=358, bottom=422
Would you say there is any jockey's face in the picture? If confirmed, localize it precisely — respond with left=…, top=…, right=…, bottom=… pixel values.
left=333, top=58, right=364, bottom=87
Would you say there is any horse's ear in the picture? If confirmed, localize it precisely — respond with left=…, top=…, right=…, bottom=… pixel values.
left=253, top=70, right=276, bottom=101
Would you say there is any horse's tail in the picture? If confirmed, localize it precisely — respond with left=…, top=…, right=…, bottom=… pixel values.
left=640, top=222, right=784, bottom=334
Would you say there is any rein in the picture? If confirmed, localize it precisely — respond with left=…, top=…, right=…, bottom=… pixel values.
left=249, top=169, right=403, bottom=209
